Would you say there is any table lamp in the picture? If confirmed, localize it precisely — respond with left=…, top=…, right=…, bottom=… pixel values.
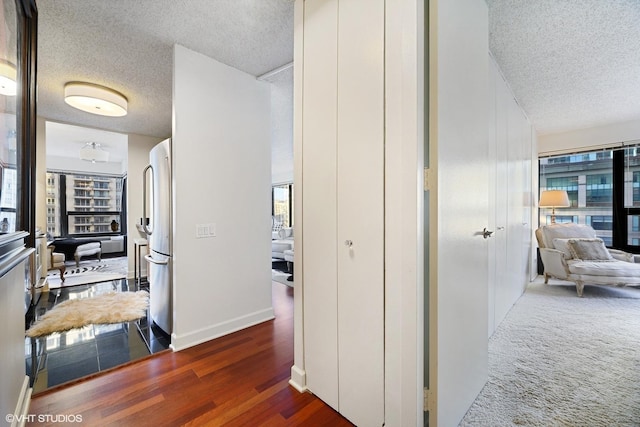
left=539, top=190, right=570, bottom=223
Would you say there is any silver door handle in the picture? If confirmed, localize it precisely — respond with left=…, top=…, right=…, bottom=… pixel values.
left=344, top=240, right=353, bottom=247
left=482, top=228, right=494, bottom=239
left=142, top=164, right=153, bottom=235
left=144, top=254, right=168, bottom=265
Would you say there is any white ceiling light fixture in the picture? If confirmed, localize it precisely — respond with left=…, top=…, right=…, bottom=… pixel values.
left=0, top=59, right=17, bottom=96
left=79, top=142, right=109, bottom=163
left=64, top=82, right=128, bottom=117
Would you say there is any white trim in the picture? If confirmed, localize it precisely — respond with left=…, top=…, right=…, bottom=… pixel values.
left=12, top=376, right=31, bottom=427
left=256, top=62, right=294, bottom=81
left=291, top=0, right=307, bottom=394
left=170, top=308, right=275, bottom=351
left=288, top=365, right=307, bottom=392
left=384, top=0, right=424, bottom=425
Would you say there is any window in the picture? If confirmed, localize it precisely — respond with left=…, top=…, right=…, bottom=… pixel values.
left=586, top=173, right=612, bottom=206
left=546, top=176, right=578, bottom=207
left=46, top=171, right=125, bottom=236
left=272, top=183, right=293, bottom=228
left=540, top=147, right=640, bottom=251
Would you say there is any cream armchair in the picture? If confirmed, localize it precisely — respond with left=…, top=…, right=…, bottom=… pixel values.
left=48, top=245, right=66, bottom=282
left=536, top=223, right=640, bottom=297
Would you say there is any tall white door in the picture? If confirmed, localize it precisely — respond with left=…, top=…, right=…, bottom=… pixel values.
left=301, top=0, right=385, bottom=425
left=336, top=0, right=385, bottom=425
left=432, top=0, right=489, bottom=425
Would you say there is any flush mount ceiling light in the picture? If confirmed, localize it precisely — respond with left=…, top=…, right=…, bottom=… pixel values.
left=64, top=82, right=128, bottom=117
left=79, top=142, right=109, bottom=163
left=0, top=59, right=17, bottom=96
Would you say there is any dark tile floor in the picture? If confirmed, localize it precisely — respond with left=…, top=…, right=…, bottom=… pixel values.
left=25, top=278, right=170, bottom=394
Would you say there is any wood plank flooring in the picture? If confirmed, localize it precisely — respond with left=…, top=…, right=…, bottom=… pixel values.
left=27, top=282, right=353, bottom=426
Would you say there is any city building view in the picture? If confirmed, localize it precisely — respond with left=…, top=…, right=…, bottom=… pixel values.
left=272, top=183, right=292, bottom=228
left=539, top=147, right=640, bottom=247
left=46, top=172, right=124, bottom=236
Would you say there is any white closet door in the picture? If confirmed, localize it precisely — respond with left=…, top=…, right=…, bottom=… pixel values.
left=435, top=0, right=489, bottom=424
left=301, top=0, right=385, bottom=424
left=301, top=0, right=339, bottom=409
left=494, top=68, right=511, bottom=328
left=336, top=0, right=385, bottom=425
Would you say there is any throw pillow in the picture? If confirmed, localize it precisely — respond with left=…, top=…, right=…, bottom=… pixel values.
left=567, top=238, right=613, bottom=261
left=551, top=238, right=574, bottom=259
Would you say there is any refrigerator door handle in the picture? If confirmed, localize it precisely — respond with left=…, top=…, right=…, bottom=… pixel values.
left=145, top=254, right=168, bottom=265
left=142, top=164, right=154, bottom=235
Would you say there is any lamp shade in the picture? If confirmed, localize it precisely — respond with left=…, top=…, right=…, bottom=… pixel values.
left=539, top=190, right=570, bottom=208
left=64, top=82, right=128, bottom=117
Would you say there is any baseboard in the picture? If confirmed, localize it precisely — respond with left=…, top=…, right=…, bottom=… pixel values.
left=170, top=307, right=275, bottom=351
left=12, top=376, right=31, bottom=427
left=289, top=365, right=307, bottom=393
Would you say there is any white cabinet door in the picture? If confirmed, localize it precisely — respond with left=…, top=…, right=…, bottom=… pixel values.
left=301, top=0, right=340, bottom=410
left=301, top=0, right=385, bottom=425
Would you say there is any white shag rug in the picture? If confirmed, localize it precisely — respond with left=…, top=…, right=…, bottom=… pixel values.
left=26, top=290, right=149, bottom=338
left=460, top=280, right=640, bottom=426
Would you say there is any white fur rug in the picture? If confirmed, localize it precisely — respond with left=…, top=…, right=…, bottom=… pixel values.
left=26, top=291, right=149, bottom=338
left=460, top=280, right=640, bottom=426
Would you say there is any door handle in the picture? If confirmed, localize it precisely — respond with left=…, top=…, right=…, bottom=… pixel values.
left=482, top=228, right=494, bottom=239
left=344, top=240, right=353, bottom=248
left=144, top=254, right=168, bottom=265
left=142, top=164, right=154, bottom=235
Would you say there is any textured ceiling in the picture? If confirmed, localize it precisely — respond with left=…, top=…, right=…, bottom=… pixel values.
left=487, top=0, right=640, bottom=135
left=36, top=0, right=294, bottom=139
left=36, top=0, right=639, bottom=143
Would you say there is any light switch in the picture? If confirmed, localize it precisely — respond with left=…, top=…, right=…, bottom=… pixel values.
left=196, top=223, right=216, bottom=238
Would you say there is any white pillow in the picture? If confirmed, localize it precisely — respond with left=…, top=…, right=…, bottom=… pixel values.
left=552, top=238, right=574, bottom=259
left=567, top=238, right=613, bottom=261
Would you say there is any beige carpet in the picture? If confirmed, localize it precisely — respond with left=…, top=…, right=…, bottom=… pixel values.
left=26, top=291, right=149, bottom=338
left=460, top=280, right=640, bottom=426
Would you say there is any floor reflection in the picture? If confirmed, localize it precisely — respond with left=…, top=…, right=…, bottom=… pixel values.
left=25, top=278, right=170, bottom=393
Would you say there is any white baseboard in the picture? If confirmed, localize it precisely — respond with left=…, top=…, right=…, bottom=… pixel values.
left=289, top=365, right=307, bottom=393
left=12, top=376, right=31, bottom=427
left=170, top=307, right=275, bottom=351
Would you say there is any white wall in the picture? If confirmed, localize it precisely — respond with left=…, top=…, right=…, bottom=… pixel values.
left=126, top=133, right=164, bottom=276
left=171, top=44, right=273, bottom=350
left=538, top=119, right=640, bottom=155
left=267, top=68, right=294, bottom=185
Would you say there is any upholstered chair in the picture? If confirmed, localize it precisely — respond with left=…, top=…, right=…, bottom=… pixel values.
left=48, top=245, right=66, bottom=282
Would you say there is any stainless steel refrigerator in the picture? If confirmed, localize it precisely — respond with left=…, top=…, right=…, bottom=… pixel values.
left=143, top=138, right=172, bottom=335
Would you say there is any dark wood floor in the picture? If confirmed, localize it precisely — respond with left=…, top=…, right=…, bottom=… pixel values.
left=27, top=282, right=353, bottom=426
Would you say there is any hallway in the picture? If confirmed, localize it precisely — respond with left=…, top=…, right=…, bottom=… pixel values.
left=27, top=282, right=352, bottom=426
